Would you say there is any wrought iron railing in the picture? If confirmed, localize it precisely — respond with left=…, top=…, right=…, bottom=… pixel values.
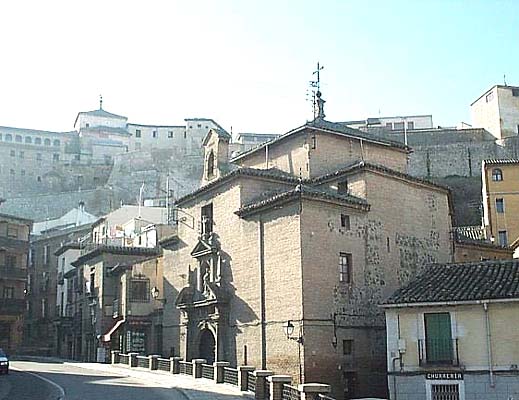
left=119, top=354, right=130, bottom=365
left=0, top=266, right=26, bottom=280
left=157, top=358, right=170, bottom=372
left=0, top=298, right=26, bottom=315
left=112, top=299, right=120, bottom=318
left=283, top=384, right=301, bottom=400
left=223, top=367, right=238, bottom=386
left=247, top=371, right=256, bottom=392
left=418, top=338, right=459, bottom=366
left=179, top=361, right=192, bottom=375
left=201, top=364, right=214, bottom=380
left=137, top=356, right=150, bottom=369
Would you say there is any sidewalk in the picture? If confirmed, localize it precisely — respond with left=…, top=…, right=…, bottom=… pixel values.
left=64, top=361, right=254, bottom=400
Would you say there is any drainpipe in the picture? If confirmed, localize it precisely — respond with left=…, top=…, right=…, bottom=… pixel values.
left=483, top=302, right=495, bottom=387
left=258, top=215, right=267, bottom=369
left=391, top=356, right=400, bottom=400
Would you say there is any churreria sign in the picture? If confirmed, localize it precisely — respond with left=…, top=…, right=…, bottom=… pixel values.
left=425, top=372, right=463, bottom=380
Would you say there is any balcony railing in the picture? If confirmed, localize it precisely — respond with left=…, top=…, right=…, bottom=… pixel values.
left=0, top=266, right=27, bottom=280
left=0, top=298, right=26, bottom=315
left=113, top=299, right=120, bottom=318
left=418, top=338, right=459, bottom=366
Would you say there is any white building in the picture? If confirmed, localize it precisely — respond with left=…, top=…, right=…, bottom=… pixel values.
left=471, top=84, right=519, bottom=140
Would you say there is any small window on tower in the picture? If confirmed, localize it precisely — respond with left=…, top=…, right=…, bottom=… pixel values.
left=337, top=180, right=348, bottom=195
left=340, top=214, right=350, bottom=230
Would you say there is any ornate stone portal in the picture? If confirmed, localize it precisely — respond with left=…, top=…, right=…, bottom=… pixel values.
left=175, top=233, right=229, bottom=363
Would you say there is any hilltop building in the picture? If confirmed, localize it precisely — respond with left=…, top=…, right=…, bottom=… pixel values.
left=471, top=84, right=519, bottom=140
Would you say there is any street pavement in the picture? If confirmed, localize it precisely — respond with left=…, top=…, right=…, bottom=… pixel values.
left=4, top=359, right=252, bottom=400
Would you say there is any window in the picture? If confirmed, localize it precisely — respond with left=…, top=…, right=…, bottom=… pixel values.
left=340, top=214, right=350, bottom=230
left=152, top=130, right=157, bottom=138
left=19, top=151, right=24, bottom=158
left=492, top=168, right=503, bottom=181
left=130, top=279, right=149, bottom=302
left=423, top=313, right=453, bottom=364
left=135, top=142, right=141, bottom=150
left=486, top=92, right=494, bottom=102
left=6, top=254, right=17, bottom=267
left=431, top=384, right=460, bottom=400
left=184, top=131, right=187, bottom=139
left=512, top=88, right=519, bottom=97
left=25, top=136, right=32, bottom=144
left=10, top=150, right=15, bottom=157
left=168, top=131, right=174, bottom=138
left=201, top=203, right=213, bottom=235
left=496, top=198, right=504, bottom=213
left=5, top=134, right=12, bottom=142
left=337, top=180, right=348, bottom=195
left=15, top=135, right=22, bottom=142
left=10, top=169, right=15, bottom=176
left=197, top=124, right=202, bottom=128
left=498, top=230, right=508, bottom=246
left=3, top=287, right=14, bottom=299
left=135, top=129, right=141, bottom=138
left=36, top=153, right=42, bottom=161
left=407, top=121, right=415, bottom=130
left=21, top=169, right=25, bottom=176
left=53, top=139, right=60, bottom=147
left=339, top=253, right=352, bottom=283
left=207, top=151, right=215, bottom=179
left=37, top=176, right=41, bottom=182
left=43, top=245, right=50, bottom=265
left=44, top=138, right=51, bottom=146
left=394, top=122, right=404, bottom=130
left=35, top=137, right=41, bottom=145
left=85, top=123, right=89, bottom=128
left=53, top=153, right=60, bottom=161
left=7, top=225, right=18, bottom=238
left=343, top=339, right=353, bottom=355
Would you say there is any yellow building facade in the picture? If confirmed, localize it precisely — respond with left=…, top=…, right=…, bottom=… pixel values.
left=384, top=260, right=519, bottom=400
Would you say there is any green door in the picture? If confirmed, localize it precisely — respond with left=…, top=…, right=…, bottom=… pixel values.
left=425, top=313, right=453, bottom=363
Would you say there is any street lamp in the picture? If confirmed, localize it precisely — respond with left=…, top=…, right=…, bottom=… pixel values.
left=283, top=320, right=303, bottom=383
left=151, top=287, right=166, bottom=304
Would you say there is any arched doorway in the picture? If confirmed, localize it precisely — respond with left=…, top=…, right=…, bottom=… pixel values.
left=198, top=329, right=216, bottom=364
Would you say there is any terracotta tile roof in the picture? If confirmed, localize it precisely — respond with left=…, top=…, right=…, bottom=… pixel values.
left=175, top=167, right=300, bottom=205
left=483, top=159, right=519, bottom=165
left=383, top=260, right=519, bottom=306
left=236, top=184, right=370, bottom=217
left=312, top=160, right=450, bottom=192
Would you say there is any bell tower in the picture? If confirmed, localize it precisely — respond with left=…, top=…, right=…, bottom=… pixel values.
left=201, top=128, right=231, bottom=185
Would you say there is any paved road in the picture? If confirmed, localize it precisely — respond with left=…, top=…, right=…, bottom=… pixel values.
left=4, top=361, right=189, bottom=400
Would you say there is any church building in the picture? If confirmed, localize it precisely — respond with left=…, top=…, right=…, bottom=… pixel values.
left=161, top=94, right=455, bottom=398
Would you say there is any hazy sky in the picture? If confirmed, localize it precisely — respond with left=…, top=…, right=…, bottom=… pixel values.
left=0, top=0, right=517, bottom=135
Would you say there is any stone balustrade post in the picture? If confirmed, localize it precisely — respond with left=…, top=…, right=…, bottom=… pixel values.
left=213, top=361, right=230, bottom=383
left=238, top=366, right=255, bottom=391
left=111, top=350, right=120, bottom=364
left=170, top=356, right=182, bottom=374
left=267, top=375, right=292, bottom=400
left=253, top=370, right=273, bottom=400
left=149, top=354, right=160, bottom=370
left=192, top=358, right=206, bottom=378
left=298, top=383, right=332, bottom=400
left=128, top=352, right=139, bottom=368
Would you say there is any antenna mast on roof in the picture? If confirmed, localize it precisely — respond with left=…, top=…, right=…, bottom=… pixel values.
left=99, top=94, right=103, bottom=110
left=309, top=62, right=324, bottom=119
left=504, top=74, right=507, bottom=86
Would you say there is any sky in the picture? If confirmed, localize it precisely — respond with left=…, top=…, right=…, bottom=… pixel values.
left=0, top=0, right=518, bottom=135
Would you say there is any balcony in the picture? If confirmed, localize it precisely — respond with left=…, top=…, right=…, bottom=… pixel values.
left=0, top=298, right=26, bottom=315
left=418, top=338, right=459, bottom=367
left=0, top=266, right=27, bottom=280
left=57, top=272, right=64, bottom=285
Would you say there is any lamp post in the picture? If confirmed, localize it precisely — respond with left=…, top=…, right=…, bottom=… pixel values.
left=283, top=320, right=303, bottom=383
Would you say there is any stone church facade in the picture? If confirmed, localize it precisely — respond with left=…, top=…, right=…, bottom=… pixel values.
left=161, top=104, right=455, bottom=399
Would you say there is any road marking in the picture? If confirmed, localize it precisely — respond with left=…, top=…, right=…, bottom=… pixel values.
left=11, top=368, right=66, bottom=400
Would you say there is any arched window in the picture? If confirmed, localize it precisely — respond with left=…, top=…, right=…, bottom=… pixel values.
left=53, top=139, right=60, bottom=147
left=25, top=136, right=32, bottom=144
left=207, top=151, right=215, bottom=178
left=492, top=168, right=503, bottom=182
left=44, top=138, right=51, bottom=146
left=35, top=137, right=42, bottom=145
left=15, top=135, right=22, bottom=143
left=5, top=134, right=12, bottom=142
